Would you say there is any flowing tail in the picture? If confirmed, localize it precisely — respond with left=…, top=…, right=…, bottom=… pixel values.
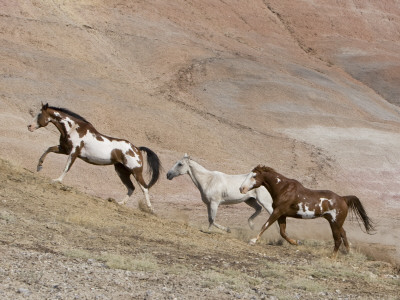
left=139, top=146, right=162, bottom=189
left=344, top=196, right=375, bottom=234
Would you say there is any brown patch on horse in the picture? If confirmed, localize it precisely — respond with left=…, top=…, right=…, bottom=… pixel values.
left=76, top=125, right=90, bottom=138
left=126, top=148, right=138, bottom=158
left=111, top=149, right=126, bottom=165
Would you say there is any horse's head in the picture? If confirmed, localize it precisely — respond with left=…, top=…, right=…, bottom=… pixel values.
left=166, top=154, right=191, bottom=180
left=28, top=103, right=51, bottom=132
left=240, top=165, right=264, bottom=194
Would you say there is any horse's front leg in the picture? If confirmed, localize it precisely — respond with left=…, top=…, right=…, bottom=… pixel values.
left=207, top=200, right=230, bottom=233
left=249, top=210, right=282, bottom=245
left=277, top=216, right=298, bottom=245
left=53, top=150, right=79, bottom=183
left=37, top=145, right=64, bottom=171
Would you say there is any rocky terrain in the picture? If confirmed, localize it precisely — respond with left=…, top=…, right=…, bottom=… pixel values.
left=0, top=0, right=400, bottom=298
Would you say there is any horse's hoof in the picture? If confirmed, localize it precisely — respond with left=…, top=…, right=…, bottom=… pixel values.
left=249, top=238, right=258, bottom=245
left=117, top=201, right=126, bottom=205
left=37, top=165, right=42, bottom=172
left=52, top=178, right=62, bottom=183
left=226, top=227, right=231, bottom=233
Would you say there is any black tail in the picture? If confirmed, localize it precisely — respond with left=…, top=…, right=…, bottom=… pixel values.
left=139, top=147, right=162, bottom=189
left=345, top=196, right=375, bottom=234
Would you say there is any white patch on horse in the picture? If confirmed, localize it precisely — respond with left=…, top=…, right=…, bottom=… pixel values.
left=297, top=203, right=315, bottom=219
left=125, top=148, right=142, bottom=168
left=276, top=177, right=281, bottom=184
left=323, top=209, right=337, bottom=222
left=76, top=132, right=141, bottom=167
left=318, top=198, right=337, bottom=221
left=60, top=117, right=77, bottom=134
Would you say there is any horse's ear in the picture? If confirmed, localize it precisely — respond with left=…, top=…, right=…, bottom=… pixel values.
left=42, top=103, right=48, bottom=110
left=184, top=153, right=188, bottom=158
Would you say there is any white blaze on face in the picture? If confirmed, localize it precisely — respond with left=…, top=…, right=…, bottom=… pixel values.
left=28, top=114, right=39, bottom=131
left=241, top=172, right=256, bottom=194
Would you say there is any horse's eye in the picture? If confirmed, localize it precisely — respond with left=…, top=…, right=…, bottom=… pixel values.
left=177, top=162, right=183, bottom=167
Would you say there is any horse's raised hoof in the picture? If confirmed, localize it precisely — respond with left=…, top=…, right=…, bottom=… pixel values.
left=249, top=238, right=258, bottom=245
left=37, top=165, right=42, bottom=172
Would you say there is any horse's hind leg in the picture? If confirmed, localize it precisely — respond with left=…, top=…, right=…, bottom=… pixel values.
left=244, top=198, right=262, bottom=230
left=114, top=163, right=135, bottom=205
left=278, top=216, right=298, bottom=245
left=328, top=221, right=342, bottom=259
left=340, top=227, right=350, bottom=253
left=37, top=145, right=64, bottom=171
left=132, top=168, right=153, bottom=212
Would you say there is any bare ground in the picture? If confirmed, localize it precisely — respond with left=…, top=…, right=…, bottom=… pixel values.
left=0, top=159, right=399, bottom=299
left=1, top=0, right=400, bottom=299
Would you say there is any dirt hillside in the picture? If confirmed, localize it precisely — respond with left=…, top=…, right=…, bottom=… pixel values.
left=0, top=0, right=400, bottom=298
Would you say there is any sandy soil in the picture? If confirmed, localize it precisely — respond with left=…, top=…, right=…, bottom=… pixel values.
left=0, top=159, right=399, bottom=299
left=1, top=0, right=400, bottom=298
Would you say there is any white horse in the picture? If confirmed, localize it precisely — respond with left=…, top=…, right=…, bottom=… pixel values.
left=166, top=154, right=273, bottom=232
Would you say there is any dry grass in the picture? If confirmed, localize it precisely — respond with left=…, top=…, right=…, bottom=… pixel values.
left=1, top=159, right=398, bottom=299
left=201, top=268, right=261, bottom=291
left=63, top=249, right=159, bottom=272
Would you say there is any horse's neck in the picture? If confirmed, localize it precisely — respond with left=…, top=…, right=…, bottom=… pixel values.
left=263, top=171, right=281, bottom=197
left=187, top=160, right=212, bottom=190
left=50, top=111, right=79, bottom=137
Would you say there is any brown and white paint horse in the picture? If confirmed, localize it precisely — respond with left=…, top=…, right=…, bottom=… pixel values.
left=28, top=103, right=161, bottom=212
left=240, top=165, right=374, bottom=258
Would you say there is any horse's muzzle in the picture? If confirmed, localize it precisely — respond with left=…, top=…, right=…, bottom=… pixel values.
left=28, top=124, right=36, bottom=132
left=166, top=172, right=174, bottom=180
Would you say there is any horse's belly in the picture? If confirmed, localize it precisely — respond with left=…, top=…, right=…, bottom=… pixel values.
left=79, top=147, right=113, bottom=165
left=296, top=203, right=317, bottom=219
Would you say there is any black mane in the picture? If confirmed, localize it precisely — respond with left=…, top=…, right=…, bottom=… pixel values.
left=49, top=106, right=89, bottom=123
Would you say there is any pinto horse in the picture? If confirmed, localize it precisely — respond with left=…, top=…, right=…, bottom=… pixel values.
left=28, top=103, right=161, bottom=212
left=166, top=154, right=273, bottom=232
left=240, top=165, right=374, bottom=257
